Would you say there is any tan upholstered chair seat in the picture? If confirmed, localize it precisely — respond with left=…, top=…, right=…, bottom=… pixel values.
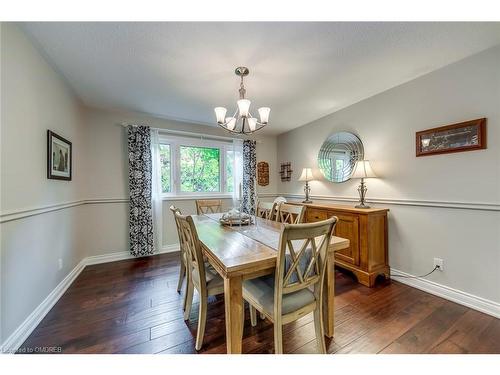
left=243, top=275, right=316, bottom=316
left=192, top=263, right=224, bottom=293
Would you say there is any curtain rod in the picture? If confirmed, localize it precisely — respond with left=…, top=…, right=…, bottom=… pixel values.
left=119, top=122, right=262, bottom=143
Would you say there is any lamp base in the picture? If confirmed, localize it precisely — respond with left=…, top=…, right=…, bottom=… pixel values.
left=355, top=203, right=371, bottom=209
left=302, top=199, right=313, bottom=203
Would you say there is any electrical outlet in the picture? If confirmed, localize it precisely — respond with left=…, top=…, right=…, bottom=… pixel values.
left=58, top=258, right=63, bottom=270
left=433, top=258, right=444, bottom=271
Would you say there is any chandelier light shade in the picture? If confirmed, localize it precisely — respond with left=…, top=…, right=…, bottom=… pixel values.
left=214, top=66, right=270, bottom=134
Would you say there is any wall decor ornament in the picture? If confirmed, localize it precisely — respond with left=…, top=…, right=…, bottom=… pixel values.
left=257, top=161, right=269, bottom=186
left=416, top=118, right=486, bottom=157
left=47, top=130, right=72, bottom=181
left=280, top=162, right=293, bottom=182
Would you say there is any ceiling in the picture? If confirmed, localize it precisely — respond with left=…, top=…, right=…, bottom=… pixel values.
left=22, top=22, right=500, bottom=135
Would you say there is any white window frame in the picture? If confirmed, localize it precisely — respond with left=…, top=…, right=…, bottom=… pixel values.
left=158, top=134, right=235, bottom=200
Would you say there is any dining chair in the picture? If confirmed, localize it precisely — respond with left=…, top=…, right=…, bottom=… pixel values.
left=174, top=211, right=225, bottom=351
left=195, top=199, right=223, bottom=215
left=169, top=205, right=187, bottom=295
left=256, top=201, right=277, bottom=220
left=276, top=203, right=305, bottom=224
left=243, top=217, right=337, bottom=354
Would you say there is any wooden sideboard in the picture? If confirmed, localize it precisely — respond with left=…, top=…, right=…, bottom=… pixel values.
left=290, top=201, right=390, bottom=287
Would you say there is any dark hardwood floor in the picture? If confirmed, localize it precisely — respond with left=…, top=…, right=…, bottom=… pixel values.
left=20, top=252, right=500, bottom=354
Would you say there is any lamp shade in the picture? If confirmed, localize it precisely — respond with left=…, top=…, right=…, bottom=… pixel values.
left=351, top=160, right=377, bottom=179
left=298, top=168, right=314, bottom=182
left=214, top=107, right=227, bottom=123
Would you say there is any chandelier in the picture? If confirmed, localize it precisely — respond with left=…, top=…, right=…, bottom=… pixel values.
left=214, top=67, right=270, bottom=134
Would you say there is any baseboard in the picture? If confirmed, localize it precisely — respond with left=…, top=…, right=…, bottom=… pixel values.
left=0, top=258, right=87, bottom=354
left=85, top=244, right=180, bottom=266
left=390, top=268, right=500, bottom=318
left=1, top=244, right=180, bottom=354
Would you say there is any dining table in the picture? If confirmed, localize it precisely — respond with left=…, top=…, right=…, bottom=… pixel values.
left=191, top=213, right=350, bottom=354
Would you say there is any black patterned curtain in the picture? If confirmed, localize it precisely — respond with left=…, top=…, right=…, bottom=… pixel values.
left=242, top=140, right=257, bottom=215
left=127, top=125, right=154, bottom=257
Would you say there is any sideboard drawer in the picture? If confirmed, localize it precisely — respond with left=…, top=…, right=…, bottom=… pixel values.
left=306, top=208, right=329, bottom=222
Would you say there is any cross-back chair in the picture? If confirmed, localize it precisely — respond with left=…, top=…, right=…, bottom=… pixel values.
left=174, top=211, right=225, bottom=351
left=256, top=201, right=277, bottom=220
left=195, top=199, right=223, bottom=215
left=243, top=217, right=337, bottom=354
left=169, top=205, right=187, bottom=295
left=276, top=203, right=305, bottom=224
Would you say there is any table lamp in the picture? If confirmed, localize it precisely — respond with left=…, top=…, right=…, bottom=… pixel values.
left=298, top=168, right=314, bottom=203
left=351, top=160, right=377, bottom=208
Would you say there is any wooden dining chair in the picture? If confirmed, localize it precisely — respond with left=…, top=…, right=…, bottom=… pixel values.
left=256, top=201, right=277, bottom=220
left=174, top=211, right=225, bottom=351
left=195, top=199, right=223, bottom=215
left=276, top=203, right=305, bottom=224
left=243, top=217, right=337, bottom=354
left=169, top=205, right=187, bottom=294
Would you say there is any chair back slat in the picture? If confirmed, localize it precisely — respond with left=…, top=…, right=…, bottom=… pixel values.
left=174, top=211, right=207, bottom=293
left=276, top=203, right=305, bottom=224
left=256, top=201, right=277, bottom=220
left=275, top=218, right=337, bottom=303
left=196, top=199, right=223, bottom=215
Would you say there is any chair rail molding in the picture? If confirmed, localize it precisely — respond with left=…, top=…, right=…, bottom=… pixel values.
left=0, top=194, right=279, bottom=223
left=281, top=193, right=500, bottom=211
left=0, top=198, right=130, bottom=223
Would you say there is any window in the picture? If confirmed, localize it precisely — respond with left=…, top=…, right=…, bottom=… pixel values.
left=180, top=145, right=220, bottom=192
left=159, top=144, right=171, bottom=193
left=158, top=135, right=240, bottom=198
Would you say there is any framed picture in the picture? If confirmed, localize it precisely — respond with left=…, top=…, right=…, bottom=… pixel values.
left=257, top=161, right=269, bottom=186
left=416, top=118, right=486, bottom=157
left=47, top=130, right=72, bottom=180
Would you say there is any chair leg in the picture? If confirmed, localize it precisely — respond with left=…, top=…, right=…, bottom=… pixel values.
left=184, top=279, right=194, bottom=321
left=313, top=308, right=326, bottom=354
left=274, top=322, right=283, bottom=354
left=195, top=293, right=208, bottom=351
left=250, top=305, right=257, bottom=327
left=177, top=259, right=186, bottom=293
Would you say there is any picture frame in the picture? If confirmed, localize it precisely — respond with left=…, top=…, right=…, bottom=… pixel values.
left=257, top=161, right=269, bottom=186
left=415, top=118, right=486, bottom=157
left=47, top=130, right=72, bottom=180
left=279, top=162, right=293, bottom=182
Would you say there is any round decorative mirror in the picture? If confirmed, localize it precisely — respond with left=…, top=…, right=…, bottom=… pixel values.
left=317, top=132, right=364, bottom=183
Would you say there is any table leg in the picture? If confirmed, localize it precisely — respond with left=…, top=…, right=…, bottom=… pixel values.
left=323, top=252, right=335, bottom=337
left=224, top=275, right=243, bottom=354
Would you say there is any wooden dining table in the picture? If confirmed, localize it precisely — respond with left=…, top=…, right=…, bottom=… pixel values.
left=191, top=213, right=350, bottom=354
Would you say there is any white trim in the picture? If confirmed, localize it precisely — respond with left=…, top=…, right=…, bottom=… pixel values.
left=0, top=258, right=87, bottom=354
left=0, top=195, right=278, bottom=223
left=161, top=194, right=234, bottom=201
left=0, top=245, right=180, bottom=354
left=85, top=244, right=180, bottom=266
left=0, top=198, right=129, bottom=224
left=282, top=193, right=500, bottom=211
left=391, top=268, right=500, bottom=318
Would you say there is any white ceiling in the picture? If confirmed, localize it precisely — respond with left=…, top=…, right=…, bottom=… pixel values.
left=22, top=22, right=500, bottom=135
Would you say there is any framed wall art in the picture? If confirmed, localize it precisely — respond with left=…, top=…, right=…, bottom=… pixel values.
left=47, top=130, right=72, bottom=180
left=257, top=161, right=269, bottom=186
left=279, top=162, right=292, bottom=182
left=416, top=118, right=486, bottom=157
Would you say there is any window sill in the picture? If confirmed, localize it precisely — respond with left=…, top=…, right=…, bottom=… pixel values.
left=161, top=194, right=235, bottom=201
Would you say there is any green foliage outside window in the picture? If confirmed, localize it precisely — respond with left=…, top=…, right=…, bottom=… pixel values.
left=159, top=144, right=171, bottom=193
left=226, top=150, right=234, bottom=193
left=180, top=146, right=220, bottom=192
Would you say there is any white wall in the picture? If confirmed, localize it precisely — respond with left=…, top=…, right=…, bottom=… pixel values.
left=0, top=23, right=87, bottom=344
left=277, top=45, right=500, bottom=304
left=83, top=107, right=279, bottom=253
